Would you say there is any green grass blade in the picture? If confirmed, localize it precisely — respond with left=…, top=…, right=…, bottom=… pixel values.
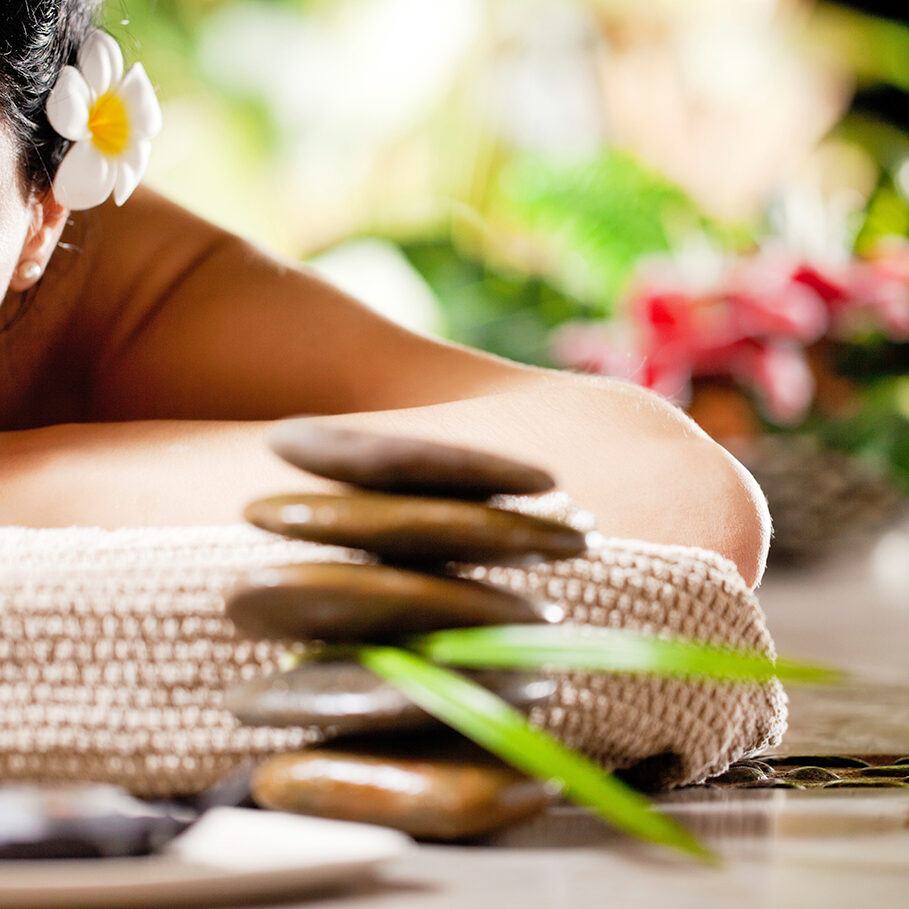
left=358, top=646, right=717, bottom=863
left=409, top=625, right=841, bottom=685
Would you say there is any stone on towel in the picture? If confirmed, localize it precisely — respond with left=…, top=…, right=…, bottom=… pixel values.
left=244, top=492, right=588, bottom=564
left=226, top=661, right=557, bottom=736
left=226, top=562, right=561, bottom=642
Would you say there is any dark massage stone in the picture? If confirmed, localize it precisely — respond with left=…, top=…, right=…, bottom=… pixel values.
left=269, top=421, right=556, bottom=499
left=226, top=661, right=557, bottom=736
left=0, top=785, right=194, bottom=859
left=245, top=492, right=587, bottom=564
left=226, top=562, right=562, bottom=641
left=251, top=749, right=549, bottom=840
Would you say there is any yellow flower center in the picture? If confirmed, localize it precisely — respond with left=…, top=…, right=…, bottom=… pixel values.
left=88, top=91, right=130, bottom=157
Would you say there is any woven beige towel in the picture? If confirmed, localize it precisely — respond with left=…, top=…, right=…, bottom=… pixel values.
left=0, top=519, right=786, bottom=797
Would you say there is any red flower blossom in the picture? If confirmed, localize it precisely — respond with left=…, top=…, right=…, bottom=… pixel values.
left=551, top=238, right=908, bottom=425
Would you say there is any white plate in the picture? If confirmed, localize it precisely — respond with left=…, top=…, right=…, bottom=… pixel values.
left=0, top=808, right=412, bottom=909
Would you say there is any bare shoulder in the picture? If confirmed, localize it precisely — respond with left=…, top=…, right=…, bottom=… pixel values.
left=76, top=186, right=231, bottom=348
left=78, top=188, right=534, bottom=421
left=550, top=378, right=771, bottom=587
left=305, top=377, right=771, bottom=587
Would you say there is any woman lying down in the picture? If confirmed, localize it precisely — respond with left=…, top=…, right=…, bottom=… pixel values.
left=0, top=0, right=769, bottom=591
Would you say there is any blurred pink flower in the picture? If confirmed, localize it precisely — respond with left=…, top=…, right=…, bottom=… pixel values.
left=550, top=237, right=908, bottom=426
left=551, top=321, right=644, bottom=383
left=730, top=340, right=815, bottom=425
left=863, top=236, right=909, bottom=283
left=846, top=240, right=909, bottom=338
left=786, top=239, right=909, bottom=338
left=729, top=247, right=829, bottom=343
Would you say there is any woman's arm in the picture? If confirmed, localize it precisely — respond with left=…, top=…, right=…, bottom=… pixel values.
left=75, top=188, right=543, bottom=421
left=0, top=381, right=770, bottom=587
left=19, top=189, right=768, bottom=586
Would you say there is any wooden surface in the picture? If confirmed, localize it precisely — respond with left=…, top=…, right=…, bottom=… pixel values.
left=761, top=519, right=909, bottom=757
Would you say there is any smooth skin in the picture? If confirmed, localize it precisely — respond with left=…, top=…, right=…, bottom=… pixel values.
left=0, top=170, right=770, bottom=588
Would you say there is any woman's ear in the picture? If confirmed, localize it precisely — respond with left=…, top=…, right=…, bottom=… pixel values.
left=8, top=191, right=70, bottom=293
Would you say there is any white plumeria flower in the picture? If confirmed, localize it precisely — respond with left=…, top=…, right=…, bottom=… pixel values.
left=46, top=30, right=162, bottom=211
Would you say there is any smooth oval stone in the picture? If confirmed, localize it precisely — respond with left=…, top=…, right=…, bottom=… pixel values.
left=227, top=563, right=562, bottom=641
left=251, top=749, right=548, bottom=840
left=0, top=786, right=194, bottom=859
left=269, top=422, right=556, bottom=500
left=226, top=661, right=557, bottom=736
left=245, top=492, right=588, bottom=564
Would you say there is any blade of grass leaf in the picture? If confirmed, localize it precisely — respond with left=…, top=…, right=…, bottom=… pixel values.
left=358, top=645, right=717, bottom=863
left=408, top=625, right=841, bottom=685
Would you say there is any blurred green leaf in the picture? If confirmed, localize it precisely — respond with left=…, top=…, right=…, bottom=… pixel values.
left=491, top=151, right=737, bottom=313
left=408, top=625, right=842, bottom=686
left=103, top=0, right=199, bottom=93
left=795, top=375, right=909, bottom=497
left=813, top=4, right=909, bottom=93
left=402, top=238, right=586, bottom=366
left=855, top=181, right=909, bottom=254
left=359, top=646, right=716, bottom=862
left=838, top=113, right=909, bottom=178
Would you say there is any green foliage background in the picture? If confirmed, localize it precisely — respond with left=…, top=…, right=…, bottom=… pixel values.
left=102, top=0, right=909, bottom=491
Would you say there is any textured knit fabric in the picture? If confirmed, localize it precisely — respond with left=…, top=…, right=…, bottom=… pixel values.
left=0, top=519, right=786, bottom=797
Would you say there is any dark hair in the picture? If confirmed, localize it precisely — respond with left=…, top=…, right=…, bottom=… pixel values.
left=0, top=0, right=98, bottom=196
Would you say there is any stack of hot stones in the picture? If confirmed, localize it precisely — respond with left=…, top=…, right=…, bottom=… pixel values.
left=224, top=420, right=590, bottom=840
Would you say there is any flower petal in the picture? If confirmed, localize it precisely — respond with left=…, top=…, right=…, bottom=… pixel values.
left=645, top=361, right=692, bottom=406
left=736, top=342, right=814, bottom=425
left=113, top=140, right=151, bottom=206
left=52, top=141, right=117, bottom=211
left=119, top=64, right=163, bottom=139
left=46, top=66, right=92, bottom=141
left=78, top=30, right=124, bottom=97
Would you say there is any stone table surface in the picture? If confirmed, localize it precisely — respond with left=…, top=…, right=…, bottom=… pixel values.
left=265, top=520, right=909, bottom=908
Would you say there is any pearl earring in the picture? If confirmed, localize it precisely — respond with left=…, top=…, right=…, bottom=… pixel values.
left=16, top=261, right=42, bottom=284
